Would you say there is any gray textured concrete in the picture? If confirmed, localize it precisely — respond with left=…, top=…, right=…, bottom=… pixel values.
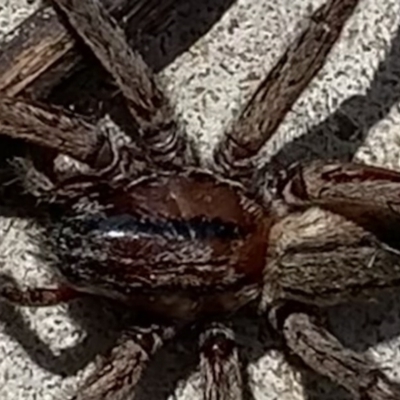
left=0, top=0, right=400, bottom=399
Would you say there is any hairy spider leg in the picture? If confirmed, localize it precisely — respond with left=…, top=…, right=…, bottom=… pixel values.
left=213, top=0, right=360, bottom=184
left=52, top=0, right=191, bottom=168
left=199, top=322, right=243, bottom=400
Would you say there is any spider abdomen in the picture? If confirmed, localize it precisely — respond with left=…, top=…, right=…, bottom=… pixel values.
left=53, top=171, right=272, bottom=319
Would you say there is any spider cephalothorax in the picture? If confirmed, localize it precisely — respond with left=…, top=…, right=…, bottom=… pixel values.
left=1, top=0, right=400, bottom=399
left=48, top=170, right=270, bottom=320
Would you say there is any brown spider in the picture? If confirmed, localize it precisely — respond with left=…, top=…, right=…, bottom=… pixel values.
left=0, top=0, right=400, bottom=399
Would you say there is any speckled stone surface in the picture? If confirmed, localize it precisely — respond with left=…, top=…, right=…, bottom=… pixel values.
left=0, top=0, right=400, bottom=399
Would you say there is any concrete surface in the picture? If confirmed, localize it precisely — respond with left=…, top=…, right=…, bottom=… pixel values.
left=0, top=0, right=400, bottom=399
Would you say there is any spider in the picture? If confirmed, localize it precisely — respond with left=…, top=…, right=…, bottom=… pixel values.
left=0, top=0, right=400, bottom=399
